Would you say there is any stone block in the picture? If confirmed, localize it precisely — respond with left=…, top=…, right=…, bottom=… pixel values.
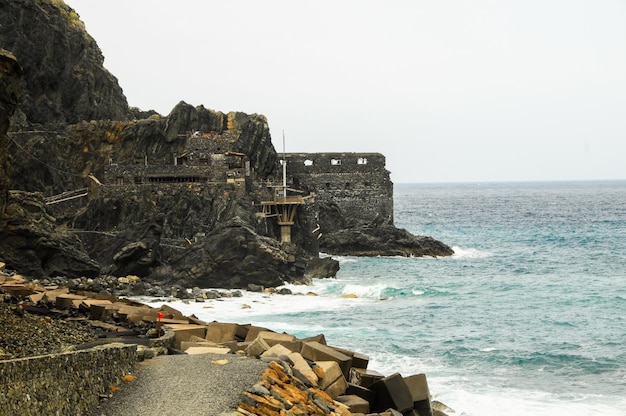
left=206, top=322, right=243, bottom=343
left=288, top=352, right=318, bottom=384
left=316, top=361, right=342, bottom=389
left=300, top=333, right=327, bottom=345
left=185, top=346, right=231, bottom=355
left=158, top=318, right=190, bottom=325
left=370, top=373, right=413, bottom=414
left=55, top=294, right=87, bottom=309
left=301, top=341, right=352, bottom=378
left=116, top=304, right=152, bottom=323
left=350, top=367, right=384, bottom=387
left=345, top=383, right=375, bottom=404
left=157, top=304, right=185, bottom=319
left=90, top=302, right=123, bottom=321
left=245, top=336, right=270, bottom=357
left=336, top=394, right=370, bottom=414
left=165, top=324, right=208, bottom=349
left=323, top=373, right=349, bottom=399
left=188, top=315, right=209, bottom=326
left=244, top=325, right=273, bottom=342
left=234, top=323, right=250, bottom=341
left=180, top=340, right=219, bottom=352
left=28, top=292, right=45, bottom=303
left=265, top=339, right=302, bottom=352
left=219, top=340, right=239, bottom=353
left=261, top=343, right=293, bottom=360
left=1, top=284, right=33, bottom=297
left=42, top=287, right=70, bottom=303
left=257, top=330, right=296, bottom=343
left=333, top=346, right=369, bottom=369
left=80, top=299, right=112, bottom=310
left=404, top=373, right=432, bottom=416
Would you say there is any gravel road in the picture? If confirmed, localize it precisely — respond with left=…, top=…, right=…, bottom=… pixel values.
left=89, top=353, right=268, bottom=416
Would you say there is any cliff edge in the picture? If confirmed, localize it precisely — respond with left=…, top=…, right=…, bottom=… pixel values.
left=0, top=0, right=452, bottom=289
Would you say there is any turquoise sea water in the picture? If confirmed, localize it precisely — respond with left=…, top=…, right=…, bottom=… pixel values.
left=165, top=181, right=626, bottom=415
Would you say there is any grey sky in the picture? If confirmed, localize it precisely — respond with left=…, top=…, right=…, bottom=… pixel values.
left=65, top=0, right=626, bottom=183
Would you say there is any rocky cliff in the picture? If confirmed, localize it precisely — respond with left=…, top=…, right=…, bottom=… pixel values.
left=0, top=49, right=22, bottom=216
left=0, top=0, right=452, bottom=289
left=0, top=0, right=131, bottom=127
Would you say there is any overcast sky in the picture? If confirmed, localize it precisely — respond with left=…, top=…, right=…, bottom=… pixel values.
left=65, top=0, right=626, bottom=183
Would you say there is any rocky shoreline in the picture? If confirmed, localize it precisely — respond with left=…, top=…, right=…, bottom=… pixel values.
left=1, top=265, right=453, bottom=416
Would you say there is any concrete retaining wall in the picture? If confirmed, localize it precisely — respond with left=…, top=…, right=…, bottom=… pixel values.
left=0, top=343, right=137, bottom=415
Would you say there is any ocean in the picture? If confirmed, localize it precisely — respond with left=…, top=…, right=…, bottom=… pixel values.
left=137, top=181, right=626, bottom=415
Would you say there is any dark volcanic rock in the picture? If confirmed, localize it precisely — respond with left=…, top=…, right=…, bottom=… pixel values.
left=0, top=191, right=100, bottom=278
left=305, top=256, right=340, bottom=279
left=151, top=218, right=307, bottom=289
left=0, top=0, right=454, bottom=288
left=0, top=49, right=22, bottom=216
left=93, top=214, right=164, bottom=277
left=321, top=225, right=455, bottom=257
left=0, top=0, right=131, bottom=126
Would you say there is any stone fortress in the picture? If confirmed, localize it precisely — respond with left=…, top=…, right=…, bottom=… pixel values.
left=100, top=127, right=394, bottom=253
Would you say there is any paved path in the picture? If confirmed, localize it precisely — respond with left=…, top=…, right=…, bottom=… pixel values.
left=89, top=353, right=267, bottom=416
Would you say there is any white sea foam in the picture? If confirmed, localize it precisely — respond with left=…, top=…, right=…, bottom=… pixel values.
left=341, top=282, right=391, bottom=299
left=434, top=386, right=626, bottom=416
left=129, top=283, right=363, bottom=326
left=451, top=246, right=492, bottom=259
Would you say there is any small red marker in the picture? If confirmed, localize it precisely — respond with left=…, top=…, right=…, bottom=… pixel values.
left=157, top=312, right=164, bottom=321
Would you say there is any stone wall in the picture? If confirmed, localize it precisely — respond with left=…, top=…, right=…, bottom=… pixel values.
left=0, top=343, right=137, bottom=415
left=283, top=152, right=394, bottom=227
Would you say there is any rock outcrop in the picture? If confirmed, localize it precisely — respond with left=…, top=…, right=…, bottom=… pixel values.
left=0, top=0, right=131, bottom=127
left=321, top=225, right=455, bottom=257
left=0, top=49, right=21, bottom=216
left=0, top=0, right=451, bottom=289
left=0, top=191, right=100, bottom=278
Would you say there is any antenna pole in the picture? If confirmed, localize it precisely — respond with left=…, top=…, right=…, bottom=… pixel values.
left=282, top=130, right=287, bottom=192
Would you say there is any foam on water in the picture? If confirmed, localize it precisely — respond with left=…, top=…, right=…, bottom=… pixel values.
left=451, top=246, right=493, bottom=259
left=132, top=182, right=626, bottom=416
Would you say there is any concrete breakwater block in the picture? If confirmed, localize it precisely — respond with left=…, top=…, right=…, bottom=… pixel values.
left=404, top=373, right=433, bottom=416
left=336, top=394, right=371, bottom=414
left=89, top=302, right=123, bottom=321
left=350, top=367, right=385, bottom=387
left=0, top=278, right=452, bottom=416
left=370, top=372, right=414, bottom=414
left=301, top=341, right=353, bottom=378
left=244, top=325, right=273, bottom=342
left=206, top=322, right=244, bottom=343
left=55, top=293, right=88, bottom=309
left=333, top=346, right=370, bottom=369
left=245, top=336, right=271, bottom=357
left=316, top=360, right=349, bottom=399
left=185, top=346, right=231, bottom=355
left=164, top=323, right=207, bottom=349
left=345, top=382, right=376, bottom=404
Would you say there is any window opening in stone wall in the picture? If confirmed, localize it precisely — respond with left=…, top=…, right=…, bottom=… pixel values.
left=199, top=157, right=209, bottom=165
left=304, top=159, right=314, bottom=166
left=331, top=159, right=341, bottom=166
left=357, top=157, right=368, bottom=165
left=345, top=182, right=351, bottom=189
left=116, top=177, right=124, bottom=185
left=134, top=176, right=142, bottom=184
left=147, top=176, right=202, bottom=183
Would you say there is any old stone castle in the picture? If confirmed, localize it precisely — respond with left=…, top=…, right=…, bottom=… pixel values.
left=101, top=130, right=394, bottom=249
